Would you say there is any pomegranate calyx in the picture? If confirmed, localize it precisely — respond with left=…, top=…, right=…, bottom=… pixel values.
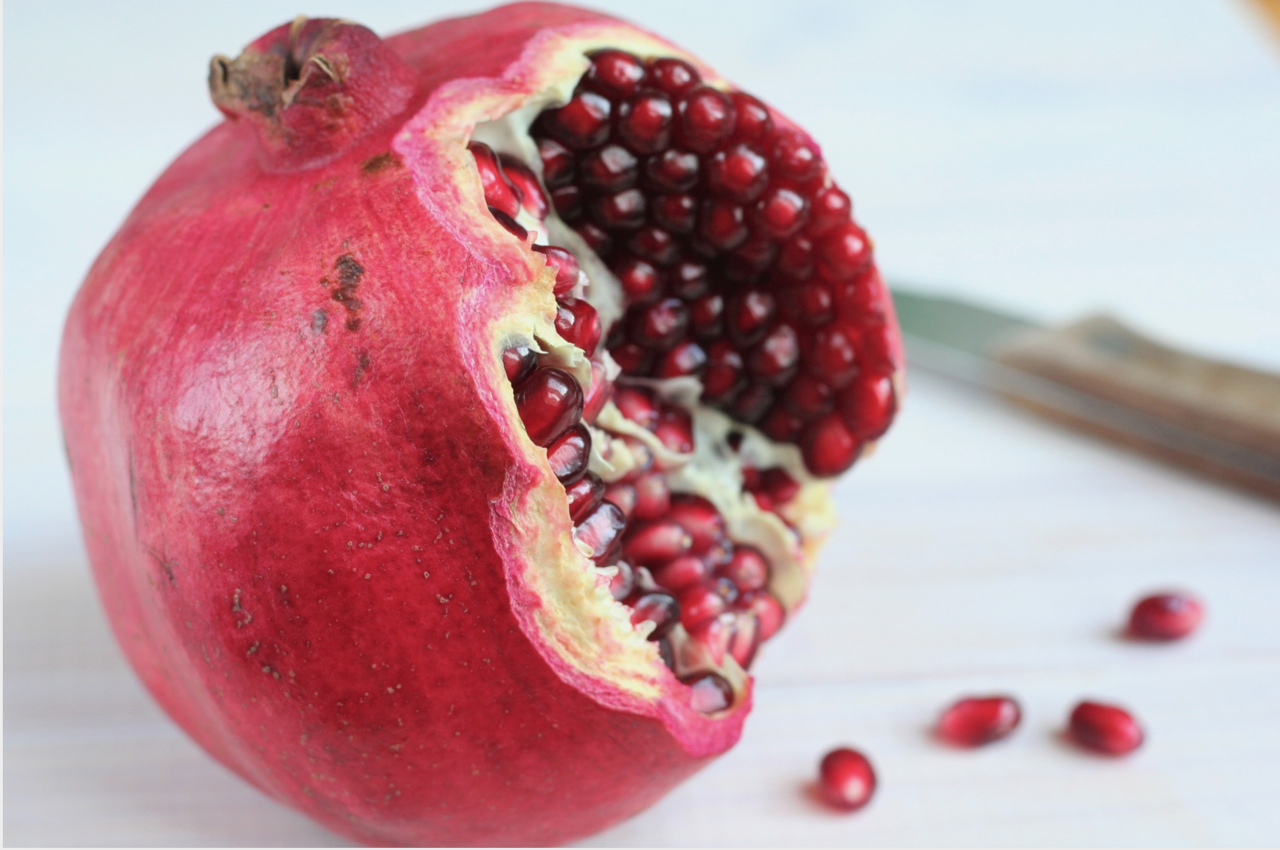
left=209, top=17, right=416, bottom=169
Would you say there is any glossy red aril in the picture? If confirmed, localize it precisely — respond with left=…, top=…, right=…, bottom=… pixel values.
left=1068, top=701, right=1144, bottom=755
left=469, top=142, right=522, bottom=219
left=630, top=592, right=681, bottom=638
left=503, top=344, right=537, bottom=384
left=565, top=473, right=605, bottom=523
left=682, top=672, right=734, bottom=713
left=546, top=424, right=591, bottom=484
left=938, top=696, right=1022, bottom=747
left=720, top=546, right=769, bottom=593
left=514, top=367, right=584, bottom=447
left=1127, top=592, right=1203, bottom=641
left=533, top=244, right=581, bottom=296
left=818, top=748, right=877, bottom=812
left=554, top=298, right=602, bottom=356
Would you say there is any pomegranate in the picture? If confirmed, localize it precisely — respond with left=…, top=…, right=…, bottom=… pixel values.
left=817, top=747, right=877, bottom=811
left=1127, top=591, right=1203, bottom=641
left=937, top=695, right=1021, bottom=747
left=1067, top=701, right=1145, bottom=755
left=57, top=5, right=902, bottom=846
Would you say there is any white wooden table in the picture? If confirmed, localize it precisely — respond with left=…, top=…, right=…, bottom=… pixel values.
left=7, top=373, right=1280, bottom=846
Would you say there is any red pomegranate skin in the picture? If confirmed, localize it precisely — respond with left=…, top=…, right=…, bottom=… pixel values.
left=56, top=6, right=784, bottom=846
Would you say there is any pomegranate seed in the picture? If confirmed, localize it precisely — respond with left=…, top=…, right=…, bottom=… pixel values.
left=498, top=156, right=549, bottom=220
left=550, top=185, right=583, bottom=219
left=752, top=186, right=809, bottom=239
left=488, top=207, right=528, bottom=240
left=728, top=235, right=777, bottom=276
left=545, top=424, right=591, bottom=485
left=581, top=359, right=613, bottom=424
left=537, top=137, right=575, bottom=189
left=651, top=193, right=698, bottom=234
left=697, top=198, right=749, bottom=252
left=688, top=612, right=735, bottom=666
left=840, top=374, right=895, bottom=440
left=591, top=188, right=646, bottom=230
left=800, top=414, right=861, bottom=476
left=554, top=298, right=601, bottom=357
left=748, top=323, right=801, bottom=386
left=630, top=298, right=689, bottom=350
left=808, top=324, right=860, bottom=388
left=572, top=501, right=627, bottom=565
left=603, top=482, right=636, bottom=519
left=856, top=325, right=897, bottom=374
left=676, top=86, right=736, bottom=153
left=706, top=143, right=770, bottom=204
left=760, top=405, right=803, bottom=442
left=604, top=561, right=636, bottom=601
left=468, top=142, right=522, bottom=219
left=682, top=672, right=734, bottom=714
left=619, top=437, right=655, bottom=476
left=668, top=259, right=710, bottom=299
left=938, top=696, right=1022, bottom=747
left=689, top=294, right=726, bottom=340
left=769, top=128, right=821, bottom=184
left=628, top=226, right=679, bottom=265
left=727, top=383, right=774, bottom=424
left=728, top=611, right=761, bottom=668
left=643, top=149, right=700, bottom=193
left=1068, top=701, right=1144, bottom=755
left=654, top=405, right=694, bottom=453
left=514, top=367, right=583, bottom=447
left=667, top=494, right=726, bottom=553
left=794, top=281, right=835, bottom=326
left=817, top=222, right=872, bottom=280
left=784, top=373, right=834, bottom=419
left=613, top=385, right=659, bottom=429
left=679, top=581, right=728, bottom=629
left=565, top=473, right=605, bottom=523
left=739, top=590, right=785, bottom=640
left=711, top=575, right=739, bottom=607
left=649, top=57, right=701, bottom=97
left=502, top=344, right=537, bottom=385
left=651, top=554, right=711, bottom=592
left=617, top=92, right=674, bottom=154
left=623, top=520, right=693, bottom=566
left=572, top=220, right=612, bottom=255
left=585, top=49, right=647, bottom=99
left=578, top=144, right=639, bottom=192
left=632, top=471, right=670, bottom=521
left=818, top=748, right=876, bottom=812
left=701, top=341, right=745, bottom=401
left=809, top=185, right=851, bottom=235
left=656, top=340, right=708, bottom=378
left=729, top=92, right=773, bottom=143
left=532, top=245, right=580, bottom=297
left=630, top=592, right=680, bottom=639
left=1128, top=592, right=1203, bottom=640
left=720, top=546, right=769, bottom=593
left=657, top=637, right=677, bottom=671
left=761, top=467, right=799, bottom=503
left=613, top=256, right=664, bottom=304
left=726, top=290, right=778, bottom=348
left=775, top=233, right=815, bottom=280
left=542, top=91, right=612, bottom=150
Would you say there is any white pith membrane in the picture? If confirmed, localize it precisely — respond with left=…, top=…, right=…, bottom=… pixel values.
left=456, top=31, right=881, bottom=719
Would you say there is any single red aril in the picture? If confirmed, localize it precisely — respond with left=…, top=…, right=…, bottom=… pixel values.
left=938, top=696, right=1022, bottom=747
left=1127, top=592, right=1203, bottom=641
left=1068, top=701, right=1144, bottom=755
left=840, top=374, right=896, bottom=439
left=515, top=367, right=584, bottom=447
left=679, top=582, right=728, bottom=629
left=801, top=414, right=861, bottom=476
left=818, top=748, right=877, bottom=812
left=630, top=592, right=681, bottom=638
left=60, top=7, right=902, bottom=845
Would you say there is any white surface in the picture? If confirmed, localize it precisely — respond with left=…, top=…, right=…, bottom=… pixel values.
left=5, top=0, right=1280, bottom=846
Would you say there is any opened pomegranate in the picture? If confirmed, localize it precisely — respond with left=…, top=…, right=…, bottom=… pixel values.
left=58, top=4, right=902, bottom=846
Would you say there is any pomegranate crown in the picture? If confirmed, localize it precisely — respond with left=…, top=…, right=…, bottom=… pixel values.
left=208, top=17, right=416, bottom=169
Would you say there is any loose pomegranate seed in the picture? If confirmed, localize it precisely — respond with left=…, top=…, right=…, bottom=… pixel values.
left=613, top=385, right=659, bottom=429
left=666, top=494, right=725, bottom=553
left=605, top=561, right=636, bottom=601
left=656, top=340, right=708, bottom=378
left=653, top=405, right=694, bottom=453
left=651, top=554, right=711, bottom=592
left=469, top=142, right=522, bottom=219
left=541, top=90, right=612, bottom=150
left=545, top=424, right=591, bottom=485
left=719, top=546, right=769, bottom=593
left=565, top=473, right=605, bottom=523
left=1068, top=701, right=1144, bottom=755
left=514, top=367, right=583, bottom=447
left=572, top=501, right=627, bottom=565
left=630, top=591, right=680, bottom=639
left=554, top=298, right=601, bottom=357
left=682, top=672, right=734, bottom=714
left=498, top=155, right=549, bottom=220
left=840, top=374, right=895, bottom=440
left=649, top=57, right=700, bottom=97
left=729, top=92, right=773, bottom=143
left=584, top=49, right=647, bottom=99
left=632, top=471, right=670, bottom=520
left=818, top=748, right=876, bottom=812
left=617, top=92, right=673, bottom=155
left=800, top=414, right=860, bottom=477
left=938, top=696, right=1022, bottom=747
left=1127, top=592, right=1203, bottom=641
left=623, top=520, right=693, bottom=566
left=532, top=245, right=580, bottom=297
left=502, top=344, right=537, bottom=385
left=537, top=137, right=575, bottom=188
left=578, top=144, right=639, bottom=192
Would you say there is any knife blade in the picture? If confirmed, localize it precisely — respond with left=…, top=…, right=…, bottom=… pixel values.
left=891, top=286, right=1280, bottom=501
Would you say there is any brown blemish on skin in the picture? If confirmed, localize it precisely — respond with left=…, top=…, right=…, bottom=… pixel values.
left=323, top=254, right=365, bottom=331
left=353, top=351, right=370, bottom=387
left=361, top=151, right=402, bottom=174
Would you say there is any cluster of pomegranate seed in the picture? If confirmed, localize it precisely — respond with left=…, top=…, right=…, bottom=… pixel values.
left=530, top=49, right=898, bottom=477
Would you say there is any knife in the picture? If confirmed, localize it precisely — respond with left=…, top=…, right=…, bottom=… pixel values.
left=890, top=287, right=1280, bottom=501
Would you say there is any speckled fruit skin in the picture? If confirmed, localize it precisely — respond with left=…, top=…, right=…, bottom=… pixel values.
left=56, top=4, right=886, bottom=846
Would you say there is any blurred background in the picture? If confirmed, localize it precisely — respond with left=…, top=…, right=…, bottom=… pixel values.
left=5, top=1, right=1280, bottom=845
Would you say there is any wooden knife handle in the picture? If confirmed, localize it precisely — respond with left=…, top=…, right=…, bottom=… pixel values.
left=991, top=315, right=1280, bottom=500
